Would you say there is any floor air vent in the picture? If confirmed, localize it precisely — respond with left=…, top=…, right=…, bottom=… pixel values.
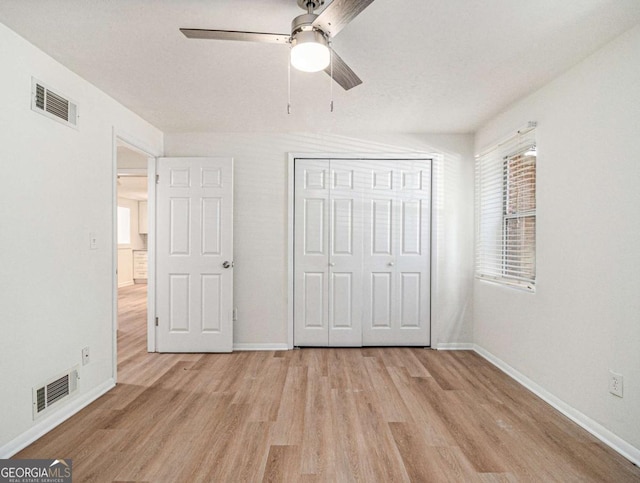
left=31, top=78, right=79, bottom=128
left=33, top=366, right=79, bottom=419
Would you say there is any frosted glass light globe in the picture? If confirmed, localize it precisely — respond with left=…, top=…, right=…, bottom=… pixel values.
left=290, top=30, right=330, bottom=73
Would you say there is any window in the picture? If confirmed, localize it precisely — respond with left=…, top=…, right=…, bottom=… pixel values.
left=475, top=126, right=536, bottom=290
left=117, top=206, right=131, bottom=245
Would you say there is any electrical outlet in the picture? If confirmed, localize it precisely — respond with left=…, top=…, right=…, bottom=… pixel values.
left=82, top=346, right=90, bottom=366
left=609, top=371, right=623, bottom=398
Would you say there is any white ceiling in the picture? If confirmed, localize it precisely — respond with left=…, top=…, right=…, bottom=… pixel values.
left=117, top=145, right=148, bottom=200
left=117, top=176, right=148, bottom=201
left=117, top=144, right=149, bottom=170
left=2, top=0, right=639, bottom=133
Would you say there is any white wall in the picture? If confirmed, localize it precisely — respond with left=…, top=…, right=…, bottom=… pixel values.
left=0, top=22, right=162, bottom=454
left=164, top=132, right=475, bottom=348
left=116, top=197, right=146, bottom=287
left=117, top=248, right=134, bottom=287
left=474, top=25, right=640, bottom=453
left=117, top=197, right=146, bottom=250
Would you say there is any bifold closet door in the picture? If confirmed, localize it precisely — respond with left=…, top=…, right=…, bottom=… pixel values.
left=362, top=160, right=431, bottom=346
left=294, top=158, right=431, bottom=347
left=293, top=159, right=363, bottom=346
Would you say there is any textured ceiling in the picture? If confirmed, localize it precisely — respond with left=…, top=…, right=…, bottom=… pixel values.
left=117, top=145, right=148, bottom=200
left=1, top=0, right=639, bottom=133
left=117, top=176, right=148, bottom=201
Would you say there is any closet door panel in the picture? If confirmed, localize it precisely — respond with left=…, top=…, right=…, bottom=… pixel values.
left=362, top=161, right=397, bottom=343
left=328, top=163, right=363, bottom=346
left=392, top=162, right=431, bottom=345
left=294, top=160, right=330, bottom=346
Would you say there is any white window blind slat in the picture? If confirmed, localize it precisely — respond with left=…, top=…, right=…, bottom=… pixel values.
left=475, top=126, right=537, bottom=291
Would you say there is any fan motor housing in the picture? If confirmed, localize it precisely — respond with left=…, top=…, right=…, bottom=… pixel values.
left=297, top=0, right=324, bottom=11
left=291, top=29, right=328, bottom=50
left=291, top=13, right=318, bottom=35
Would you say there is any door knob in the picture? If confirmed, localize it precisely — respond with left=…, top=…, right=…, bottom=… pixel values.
left=329, top=262, right=335, bottom=267
left=388, top=262, right=394, bottom=267
left=222, top=261, right=233, bottom=269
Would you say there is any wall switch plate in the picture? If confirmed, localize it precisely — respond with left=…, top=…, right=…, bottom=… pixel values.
left=89, top=232, right=98, bottom=250
left=609, top=371, right=623, bottom=397
left=82, top=346, right=90, bottom=366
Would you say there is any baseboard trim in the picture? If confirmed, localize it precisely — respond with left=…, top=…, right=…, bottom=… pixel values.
left=436, top=343, right=474, bottom=350
left=473, top=344, right=640, bottom=466
left=233, top=343, right=289, bottom=351
left=0, top=378, right=116, bottom=458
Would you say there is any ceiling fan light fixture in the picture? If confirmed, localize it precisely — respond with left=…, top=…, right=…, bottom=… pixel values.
left=290, top=30, right=330, bottom=73
left=181, top=0, right=372, bottom=90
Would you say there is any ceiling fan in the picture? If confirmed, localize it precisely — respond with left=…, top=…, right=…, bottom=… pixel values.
left=180, top=0, right=374, bottom=91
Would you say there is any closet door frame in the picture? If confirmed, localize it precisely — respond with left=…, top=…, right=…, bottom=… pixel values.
left=287, top=153, right=438, bottom=349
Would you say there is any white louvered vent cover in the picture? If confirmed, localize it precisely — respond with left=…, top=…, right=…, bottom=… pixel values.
left=32, top=366, right=79, bottom=419
left=31, top=78, right=79, bottom=128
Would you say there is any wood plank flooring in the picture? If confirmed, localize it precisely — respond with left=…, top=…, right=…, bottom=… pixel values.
left=16, top=284, right=640, bottom=482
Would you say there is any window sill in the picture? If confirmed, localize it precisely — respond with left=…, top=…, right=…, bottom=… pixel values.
left=475, top=275, right=535, bottom=293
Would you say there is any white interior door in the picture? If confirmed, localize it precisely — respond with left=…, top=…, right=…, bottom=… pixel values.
left=156, top=157, right=233, bottom=352
left=293, top=158, right=431, bottom=347
left=362, top=160, right=431, bottom=346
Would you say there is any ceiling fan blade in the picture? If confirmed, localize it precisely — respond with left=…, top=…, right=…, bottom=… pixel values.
left=325, top=50, right=362, bottom=90
left=180, top=29, right=290, bottom=44
left=312, top=0, right=375, bottom=37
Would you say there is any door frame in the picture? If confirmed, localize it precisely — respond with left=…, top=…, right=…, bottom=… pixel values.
left=287, top=153, right=439, bottom=349
left=112, top=129, right=161, bottom=382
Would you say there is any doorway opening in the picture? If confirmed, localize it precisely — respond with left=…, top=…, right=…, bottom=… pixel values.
left=113, top=137, right=157, bottom=381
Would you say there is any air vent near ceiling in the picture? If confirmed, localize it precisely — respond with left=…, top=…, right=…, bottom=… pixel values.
left=31, top=78, right=79, bottom=129
left=32, top=366, right=80, bottom=419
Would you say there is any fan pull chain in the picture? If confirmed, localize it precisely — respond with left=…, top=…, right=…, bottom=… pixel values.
left=287, top=52, right=292, bottom=115
left=330, top=44, right=334, bottom=112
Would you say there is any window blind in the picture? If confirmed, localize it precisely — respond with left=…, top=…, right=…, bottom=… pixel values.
left=475, top=125, right=536, bottom=290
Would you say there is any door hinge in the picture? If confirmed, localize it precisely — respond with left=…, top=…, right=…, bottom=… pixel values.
left=155, top=317, right=159, bottom=327
left=156, top=174, right=159, bottom=184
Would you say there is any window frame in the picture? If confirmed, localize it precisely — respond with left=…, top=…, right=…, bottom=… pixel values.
left=501, top=151, right=536, bottom=285
left=117, top=205, right=131, bottom=247
left=475, top=126, right=537, bottom=292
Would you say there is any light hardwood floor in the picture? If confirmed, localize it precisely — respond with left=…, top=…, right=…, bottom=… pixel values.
left=16, top=284, right=640, bottom=482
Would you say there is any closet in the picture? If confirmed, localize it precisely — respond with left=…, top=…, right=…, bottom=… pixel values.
left=294, top=158, right=432, bottom=347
